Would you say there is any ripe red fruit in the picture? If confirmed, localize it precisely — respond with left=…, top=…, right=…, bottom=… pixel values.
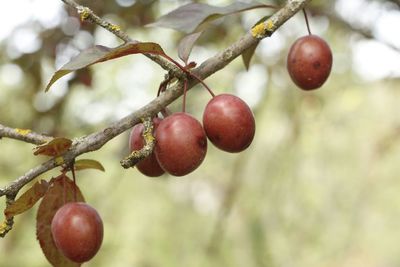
left=203, top=94, right=255, bottom=153
left=155, top=112, right=207, bottom=176
left=129, top=117, right=165, bottom=177
left=287, top=35, right=332, bottom=90
left=51, top=202, right=103, bottom=263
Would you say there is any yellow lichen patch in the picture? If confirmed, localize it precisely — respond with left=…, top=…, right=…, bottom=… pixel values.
left=15, top=128, right=31, bottom=136
left=266, top=19, right=274, bottom=31
left=110, top=24, right=121, bottom=32
left=55, top=156, right=64, bottom=165
left=251, top=23, right=266, bottom=38
left=143, top=132, right=155, bottom=143
left=0, top=220, right=11, bottom=236
left=78, top=7, right=91, bottom=21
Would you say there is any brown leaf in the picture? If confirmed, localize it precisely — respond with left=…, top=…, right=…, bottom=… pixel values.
left=241, top=14, right=272, bottom=70
left=178, top=32, right=203, bottom=64
left=33, top=137, right=72, bottom=157
left=36, top=175, right=85, bottom=267
left=45, top=42, right=165, bottom=92
left=74, top=159, right=105, bottom=172
left=242, top=41, right=259, bottom=70
left=148, top=1, right=267, bottom=34
left=4, top=180, right=49, bottom=219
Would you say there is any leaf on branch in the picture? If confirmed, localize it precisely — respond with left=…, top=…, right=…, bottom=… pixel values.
left=4, top=180, right=49, bottom=219
left=33, top=137, right=73, bottom=157
left=74, top=159, right=105, bottom=172
left=45, top=42, right=165, bottom=92
left=242, top=41, right=259, bottom=70
left=241, top=15, right=272, bottom=70
left=178, top=32, right=203, bottom=64
left=147, top=1, right=267, bottom=34
left=36, top=175, right=85, bottom=267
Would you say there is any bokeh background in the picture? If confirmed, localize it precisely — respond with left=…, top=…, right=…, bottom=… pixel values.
left=1, top=0, right=400, bottom=266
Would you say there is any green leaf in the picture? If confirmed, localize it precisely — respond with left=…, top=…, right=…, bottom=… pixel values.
left=4, top=180, right=49, bottom=219
left=242, top=41, right=259, bottom=70
left=74, top=159, right=105, bottom=172
left=148, top=1, right=268, bottom=34
left=45, top=42, right=165, bottom=92
left=33, top=137, right=73, bottom=157
left=178, top=32, right=203, bottom=64
left=36, top=175, right=85, bottom=267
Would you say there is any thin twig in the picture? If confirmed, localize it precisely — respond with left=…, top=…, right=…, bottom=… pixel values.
left=0, top=194, right=16, bottom=238
left=0, top=125, right=52, bottom=145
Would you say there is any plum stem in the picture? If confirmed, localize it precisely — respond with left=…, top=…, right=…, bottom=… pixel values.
left=62, top=173, right=67, bottom=204
left=70, top=161, right=77, bottom=202
left=182, top=80, right=188, bottom=112
left=160, top=53, right=215, bottom=98
left=303, top=8, right=312, bottom=35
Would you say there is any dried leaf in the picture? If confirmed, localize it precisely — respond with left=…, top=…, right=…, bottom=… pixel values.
left=33, top=137, right=72, bottom=157
left=36, top=175, right=85, bottom=267
left=148, top=1, right=266, bottom=34
left=178, top=32, right=203, bottom=64
left=45, top=42, right=165, bottom=92
left=74, top=159, right=105, bottom=172
left=242, top=41, right=259, bottom=70
left=4, top=180, right=49, bottom=219
left=242, top=15, right=272, bottom=70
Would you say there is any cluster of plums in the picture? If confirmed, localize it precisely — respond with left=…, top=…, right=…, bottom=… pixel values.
left=129, top=94, right=256, bottom=177
left=47, top=34, right=331, bottom=265
left=287, top=34, right=333, bottom=90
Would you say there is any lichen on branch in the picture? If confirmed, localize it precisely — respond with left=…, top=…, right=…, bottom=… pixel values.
left=120, top=118, right=156, bottom=169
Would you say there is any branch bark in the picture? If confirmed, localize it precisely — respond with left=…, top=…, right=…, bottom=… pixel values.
left=0, top=0, right=310, bottom=216
left=0, top=125, right=52, bottom=145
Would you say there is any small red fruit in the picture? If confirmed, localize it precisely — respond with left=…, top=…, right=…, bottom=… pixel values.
left=287, top=35, right=332, bottom=90
left=203, top=94, right=255, bottom=153
left=51, top=202, right=103, bottom=263
left=155, top=112, right=207, bottom=176
left=129, top=117, right=165, bottom=177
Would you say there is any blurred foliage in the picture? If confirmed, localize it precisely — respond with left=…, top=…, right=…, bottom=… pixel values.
left=1, top=0, right=400, bottom=266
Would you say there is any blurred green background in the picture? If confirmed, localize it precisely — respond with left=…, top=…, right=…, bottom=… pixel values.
left=1, top=0, right=400, bottom=266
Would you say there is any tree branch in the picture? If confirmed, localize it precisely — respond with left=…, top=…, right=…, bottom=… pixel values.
left=0, top=194, right=16, bottom=237
left=251, top=0, right=311, bottom=39
left=61, top=0, right=182, bottom=75
left=0, top=125, right=52, bottom=145
left=120, top=117, right=156, bottom=168
left=0, top=0, right=310, bottom=233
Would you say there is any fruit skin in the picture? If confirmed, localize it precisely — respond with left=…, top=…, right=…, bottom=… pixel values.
left=203, top=94, right=255, bottom=153
left=51, top=202, right=103, bottom=263
left=155, top=112, right=207, bottom=176
left=129, top=117, right=165, bottom=177
left=287, top=35, right=332, bottom=90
